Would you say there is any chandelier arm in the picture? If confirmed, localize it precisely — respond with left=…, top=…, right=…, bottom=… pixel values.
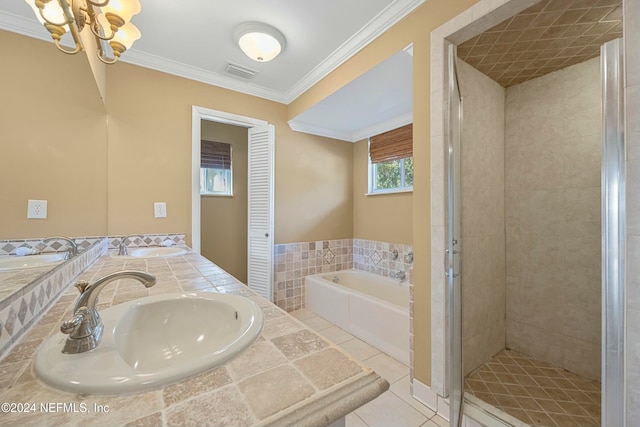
left=85, top=0, right=111, bottom=7
left=83, top=2, right=119, bottom=41
left=89, top=19, right=117, bottom=41
left=36, top=0, right=74, bottom=27
left=53, top=37, right=82, bottom=54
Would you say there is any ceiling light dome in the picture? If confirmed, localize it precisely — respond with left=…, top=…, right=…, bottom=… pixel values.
left=233, top=22, right=286, bottom=62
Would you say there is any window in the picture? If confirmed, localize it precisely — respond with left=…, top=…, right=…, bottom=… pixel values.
left=200, top=140, right=233, bottom=196
left=368, top=124, right=413, bottom=194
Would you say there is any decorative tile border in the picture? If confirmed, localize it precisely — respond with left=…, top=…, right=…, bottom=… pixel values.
left=0, top=236, right=104, bottom=256
left=273, top=238, right=413, bottom=313
left=0, top=238, right=108, bottom=359
left=106, top=233, right=187, bottom=250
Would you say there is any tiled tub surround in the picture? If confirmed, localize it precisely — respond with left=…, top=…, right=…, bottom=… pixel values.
left=274, top=239, right=413, bottom=312
left=0, top=239, right=107, bottom=359
left=0, top=249, right=388, bottom=427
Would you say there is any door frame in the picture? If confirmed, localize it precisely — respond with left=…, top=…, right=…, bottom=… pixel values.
left=191, top=105, right=268, bottom=253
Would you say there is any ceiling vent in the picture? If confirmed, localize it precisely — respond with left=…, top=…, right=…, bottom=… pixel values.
left=224, top=62, right=258, bottom=79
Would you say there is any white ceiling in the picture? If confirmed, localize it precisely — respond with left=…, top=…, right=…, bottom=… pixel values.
left=0, top=0, right=418, bottom=140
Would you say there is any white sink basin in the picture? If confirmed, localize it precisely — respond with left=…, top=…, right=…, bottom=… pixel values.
left=35, top=292, right=263, bottom=394
left=0, top=253, right=66, bottom=271
left=123, top=247, right=187, bottom=258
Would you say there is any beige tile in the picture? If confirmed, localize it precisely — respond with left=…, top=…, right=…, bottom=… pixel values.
left=389, top=376, right=436, bottom=418
left=271, top=328, right=329, bottom=360
left=363, top=352, right=409, bottom=384
left=226, top=338, right=287, bottom=380
left=162, top=366, right=232, bottom=406
left=339, top=338, right=381, bottom=362
left=427, top=414, right=449, bottom=426
left=166, top=385, right=254, bottom=427
left=300, top=315, right=334, bottom=331
left=237, top=365, right=314, bottom=419
left=123, top=412, right=163, bottom=427
left=354, top=391, right=428, bottom=427
left=294, top=348, right=363, bottom=390
left=289, top=308, right=317, bottom=321
left=563, top=135, right=602, bottom=189
left=261, top=314, right=305, bottom=339
left=346, top=412, right=369, bottom=427
left=320, top=325, right=356, bottom=344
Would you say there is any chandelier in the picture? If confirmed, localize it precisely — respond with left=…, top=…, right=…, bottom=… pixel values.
left=24, top=0, right=141, bottom=64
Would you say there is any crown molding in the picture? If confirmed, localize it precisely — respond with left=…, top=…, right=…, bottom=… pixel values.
left=0, top=10, right=73, bottom=48
left=351, top=111, right=413, bottom=142
left=119, top=49, right=289, bottom=104
left=289, top=111, right=412, bottom=143
left=282, top=0, right=425, bottom=104
left=287, top=120, right=354, bottom=142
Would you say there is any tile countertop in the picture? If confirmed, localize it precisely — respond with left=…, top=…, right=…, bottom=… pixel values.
left=0, top=250, right=389, bottom=427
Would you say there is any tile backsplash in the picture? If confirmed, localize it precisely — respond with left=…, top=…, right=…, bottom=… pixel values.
left=273, top=238, right=413, bottom=312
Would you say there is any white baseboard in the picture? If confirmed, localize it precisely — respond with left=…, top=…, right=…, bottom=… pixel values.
left=411, top=379, right=441, bottom=415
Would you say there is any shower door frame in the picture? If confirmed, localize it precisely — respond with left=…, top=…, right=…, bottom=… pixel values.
left=445, top=43, right=464, bottom=427
left=601, top=37, right=626, bottom=427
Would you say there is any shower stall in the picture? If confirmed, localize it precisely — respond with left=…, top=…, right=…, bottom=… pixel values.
left=444, top=37, right=625, bottom=427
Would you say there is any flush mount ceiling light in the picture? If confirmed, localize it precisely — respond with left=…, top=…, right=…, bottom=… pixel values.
left=233, top=22, right=286, bottom=63
left=24, top=0, right=142, bottom=64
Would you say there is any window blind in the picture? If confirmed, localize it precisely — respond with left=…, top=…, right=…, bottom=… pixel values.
left=201, top=140, right=231, bottom=170
left=369, top=124, right=413, bottom=164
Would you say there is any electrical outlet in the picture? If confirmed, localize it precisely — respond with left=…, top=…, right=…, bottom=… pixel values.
left=154, top=202, right=167, bottom=218
left=27, top=199, right=47, bottom=219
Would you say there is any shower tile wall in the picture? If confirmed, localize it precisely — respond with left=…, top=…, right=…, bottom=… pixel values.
left=457, top=59, right=506, bottom=375
left=505, top=56, right=601, bottom=380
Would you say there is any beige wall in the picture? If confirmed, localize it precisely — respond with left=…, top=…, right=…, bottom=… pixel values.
left=291, top=0, right=480, bottom=386
left=505, top=57, right=601, bottom=380
left=200, top=121, right=248, bottom=283
left=0, top=30, right=108, bottom=239
left=106, top=62, right=352, bottom=246
left=352, top=139, right=412, bottom=244
left=457, top=59, right=506, bottom=376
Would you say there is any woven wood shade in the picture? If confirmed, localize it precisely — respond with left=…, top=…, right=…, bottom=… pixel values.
left=369, top=124, right=413, bottom=164
left=201, top=140, right=231, bottom=169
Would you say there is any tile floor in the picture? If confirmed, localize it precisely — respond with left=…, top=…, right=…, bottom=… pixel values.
left=465, top=349, right=601, bottom=427
left=290, top=308, right=448, bottom=427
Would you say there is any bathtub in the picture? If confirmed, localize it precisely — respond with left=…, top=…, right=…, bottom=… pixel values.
left=305, top=269, right=409, bottom=365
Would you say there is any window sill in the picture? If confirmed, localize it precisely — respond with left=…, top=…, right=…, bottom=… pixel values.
left=201, top=193, right=234, bottom=197
left=365, top=188, right=413, bottom=196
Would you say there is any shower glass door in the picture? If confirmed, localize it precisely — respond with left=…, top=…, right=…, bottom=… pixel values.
left=445, top=44, right=463, bottom=427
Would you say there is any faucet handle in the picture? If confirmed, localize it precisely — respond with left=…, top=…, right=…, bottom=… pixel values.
left=61, top=307, right=88, bottom=334
left=75, top=280, right=90, bottom=294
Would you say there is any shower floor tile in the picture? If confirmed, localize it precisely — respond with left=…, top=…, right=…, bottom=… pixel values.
left=465, top=349, right=601, bottom=427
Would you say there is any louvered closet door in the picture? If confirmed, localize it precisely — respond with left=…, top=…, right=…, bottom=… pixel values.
left=247, top=125, right=274, bottom=300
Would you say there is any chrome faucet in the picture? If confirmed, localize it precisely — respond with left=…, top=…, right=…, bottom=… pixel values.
left=43, top=236, right=78, bottom=259
left=392, top=271, right=407, bottom=282
left=117, top=233, right=143, bottom=256
left=60, top=270, right=156, bottom=354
